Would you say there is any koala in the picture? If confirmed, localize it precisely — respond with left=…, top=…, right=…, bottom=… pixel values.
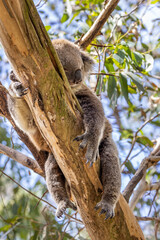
left=7, top=39, right=121, bottom=219
left=53, top=39, right=121, bottom=218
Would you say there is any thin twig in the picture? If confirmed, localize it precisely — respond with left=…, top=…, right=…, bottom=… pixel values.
left=0, top=223, right=20, bottom=240
left=90, top=43, right=113, bottom=48
left=136, top=216, right=160, bottom=222
left=0, top=169, right=83, bottom=224
left=148, top=74, right=160, bottom=80
left=108, top=0, right=146, bottom=42
left=91, top=72, right=119, bottom=77
left=121, top=112, right=160, bottom=167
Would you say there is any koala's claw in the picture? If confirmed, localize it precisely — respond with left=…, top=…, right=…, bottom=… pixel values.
left=12, top=82, right=28, bottom=97
left=95, top=201, right=115, bottom=220
left=56, top=200, right=77, bottom=218
left=68, top=201, right=77, bottom=211
left=10, top=70, right=19, bottom=82
left=73, top=135, right=84, bottom=142
left=99, top=209, right=106, bottom=215
left=73, top=133, right=99, bottom=165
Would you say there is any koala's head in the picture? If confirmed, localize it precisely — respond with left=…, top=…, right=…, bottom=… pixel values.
left=52, top=39, right=95, bottom=86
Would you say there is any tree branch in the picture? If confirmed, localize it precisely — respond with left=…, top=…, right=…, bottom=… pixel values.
left=0, top=143, right=43, bottom=176
left=123, top=156, right=160, bottom=203
left=136, top=216, right=160, bottom=223
left=130, top=176, right=160, bottom=211
left=78, top=0, right=119, bottom=49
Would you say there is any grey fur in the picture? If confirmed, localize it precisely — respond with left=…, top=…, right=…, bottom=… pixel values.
left=7, top=39, right=121, bottom=219
left=53, top=39, right=121, bottom=219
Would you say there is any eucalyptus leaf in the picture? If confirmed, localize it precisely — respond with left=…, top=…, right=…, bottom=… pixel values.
left=107, top=76, right=116, bottom=99
left=120, top=73, right=128, bottom=102
left=145, top=54, right=154, bottom=72
left=127, top=72, right=144, bottom=92
left=61, top=13, right=69, bottom=23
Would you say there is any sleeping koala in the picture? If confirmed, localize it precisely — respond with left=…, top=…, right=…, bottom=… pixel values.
left=7, top=39, right=121, bottom=219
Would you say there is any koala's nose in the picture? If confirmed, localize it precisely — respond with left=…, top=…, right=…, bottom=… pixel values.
left=75, top=69, right=82, bottom=83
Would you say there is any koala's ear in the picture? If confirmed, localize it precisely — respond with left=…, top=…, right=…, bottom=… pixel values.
left=81, top=51, right=95, bottom=73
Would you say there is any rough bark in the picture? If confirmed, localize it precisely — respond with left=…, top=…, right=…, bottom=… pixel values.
left=0, top=0, right=145, bottom=239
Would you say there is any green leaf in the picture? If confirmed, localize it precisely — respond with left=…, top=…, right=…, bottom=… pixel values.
left=105, top=60, right=115, bottom=72
left=127, top=72, right=144, bottom=92
left=142, top=43, right=149, bottom=51
left=61, top=13, right=69, bottom=23
left=110, top=88, right=118, bottom=109
left=119, top=73, right=128, bottom=102
left=128, top=85, right=137, bottom=94
left=115, top=6, right=122, bottom=10
left=113, top=49, right=126, bottom=69
left=132, top=52, right=143, bottom=65
left=68, top=12, right=79, bottom=26
left=125, top=161, right=136, bottom=174
left=136, top=136, right=154, bottom=147
left=145, top=54, right=154, bottom=72
left=120, top=129, right=133, bottom=140
left=113, top=49, right=125, bottom=64
left=45, top=25, right=51, bottom=32
left=150, top=120, right=160, bottom=127
left=151, top=0, right=159, bottom=3
left=0, top=224, right=11, bottom=232
left=107, top=76, right=116, bottom=99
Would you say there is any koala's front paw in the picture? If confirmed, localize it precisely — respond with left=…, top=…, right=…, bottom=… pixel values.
left=12, top=82, right=28, bottom=97
left=56, top=200, right=77, bottom=218
left=73, top=133, right=99, bottom=167
left=95, top=201, right=115, bottom=220
left=10, top=70, right=19, bottom=82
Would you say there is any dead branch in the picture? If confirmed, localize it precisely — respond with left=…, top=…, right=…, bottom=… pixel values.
left=0, top=143, right=43, bottom=176
left=78, top=0, right=119, bottom=49
left=123, top=156, right=160, bottom=202
left=130, top=176, right=160, bottom=211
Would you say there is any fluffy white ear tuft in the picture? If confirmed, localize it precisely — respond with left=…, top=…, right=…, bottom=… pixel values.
left=80, top=51, right=95, bottom=74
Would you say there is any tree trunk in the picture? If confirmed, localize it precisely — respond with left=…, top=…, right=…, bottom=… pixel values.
left=0, top=0, right=145, bottom=239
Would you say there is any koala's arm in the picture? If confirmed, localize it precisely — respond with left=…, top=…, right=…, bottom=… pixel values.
left=74, top=84, right=105, bottom=166
left=7, top=81, right=49, bottom=152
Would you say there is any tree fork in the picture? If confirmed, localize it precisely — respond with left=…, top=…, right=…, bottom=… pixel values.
left=0, top=0, right=145, bottom=239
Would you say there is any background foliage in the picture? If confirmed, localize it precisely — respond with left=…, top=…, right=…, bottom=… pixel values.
left=0, top=0, right=160, bottom=239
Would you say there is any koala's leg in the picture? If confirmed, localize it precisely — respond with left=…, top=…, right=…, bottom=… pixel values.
left=95, top=136, right=121, bottom=220
left=45, top=153, right=77, bottom=218
left=74, top=86, right=105, bottom=166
